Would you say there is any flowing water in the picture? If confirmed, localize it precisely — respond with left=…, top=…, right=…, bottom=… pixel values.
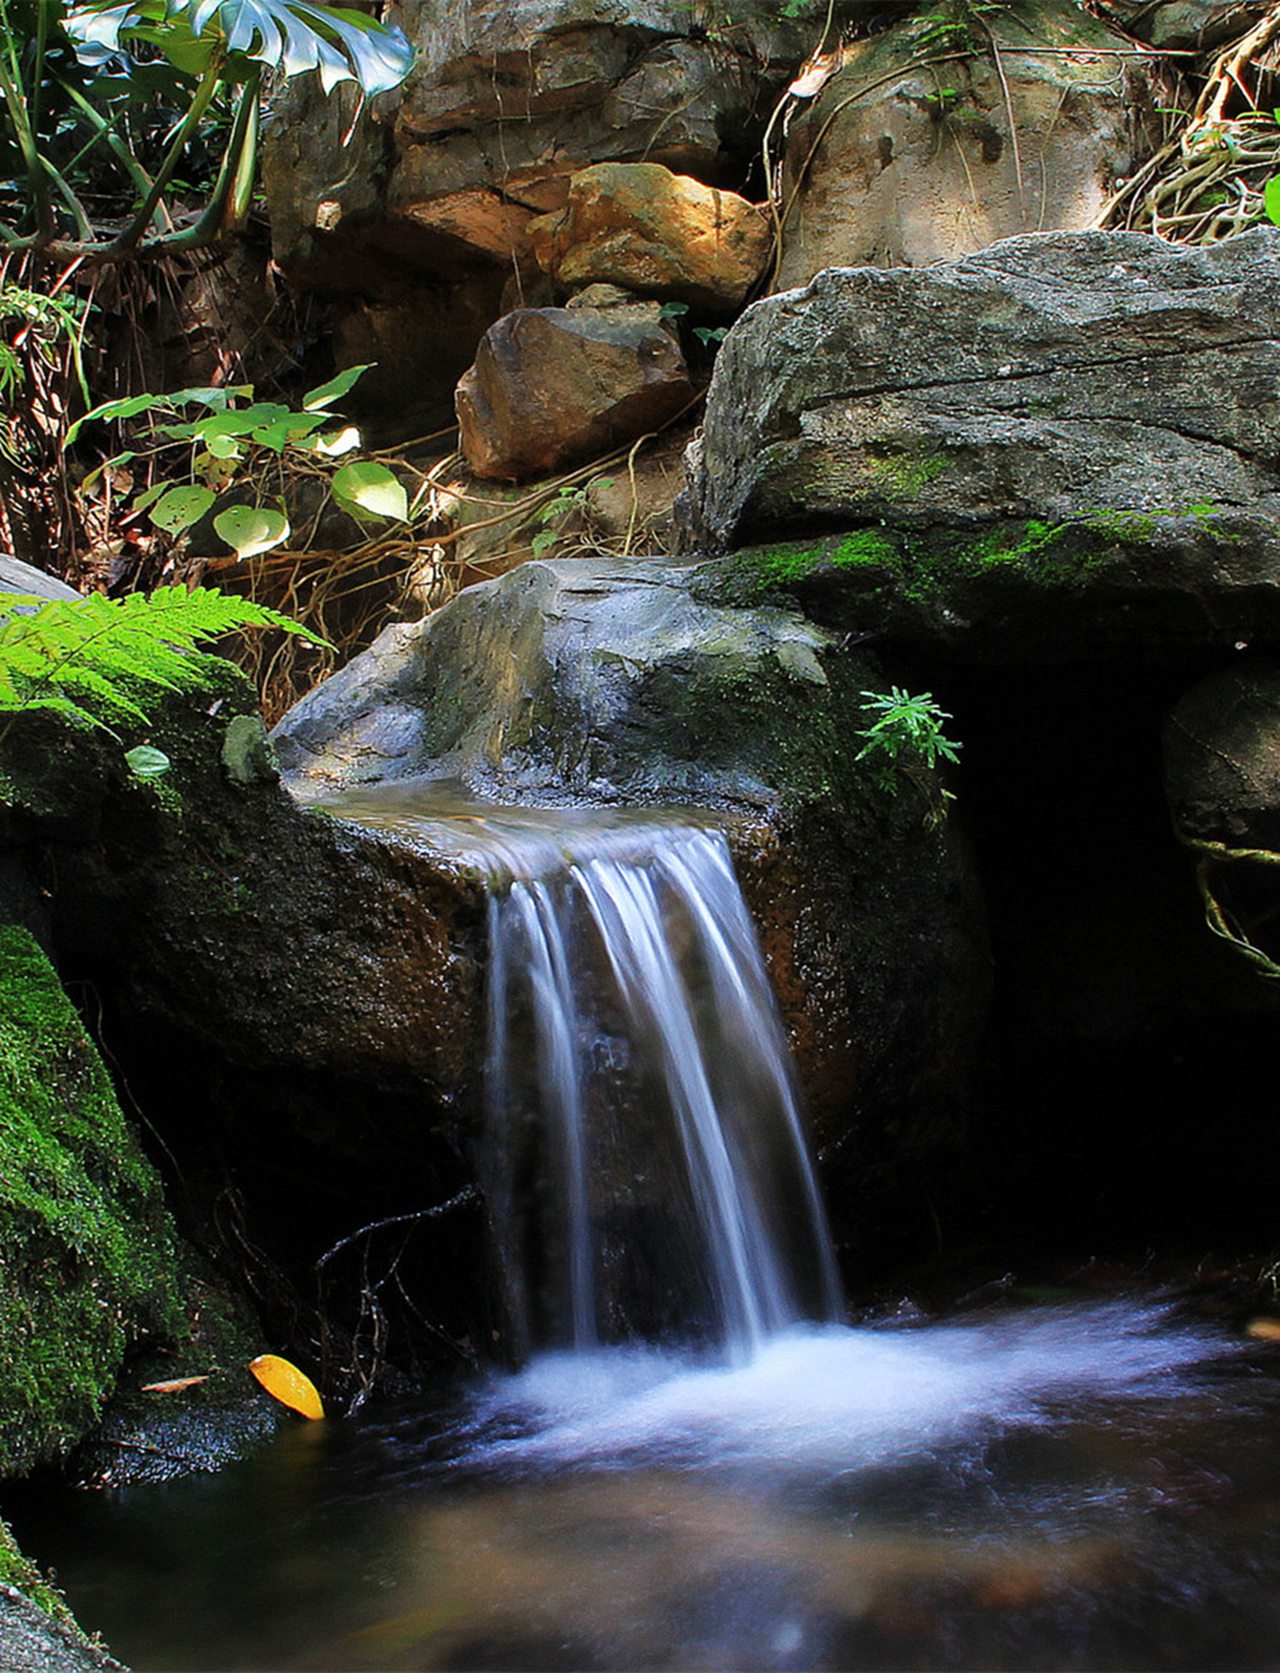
left=12, top=786, right=1280, bottom=1670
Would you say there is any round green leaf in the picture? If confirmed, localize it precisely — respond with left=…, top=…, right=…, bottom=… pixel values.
left=149, top=484, right=217, bottom=534
left=331, top=460, right=408, bottom=522
left=1265, top=175, right=1280, bottom=228
left=213, top=505, right=291, bottom=560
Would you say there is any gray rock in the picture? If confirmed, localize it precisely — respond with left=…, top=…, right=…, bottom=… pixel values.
left=0, top=1590, right=125, bottom=1673
left=775, top=0, right=1158, bottom=289
left=683, top=227, right=1280, bottom=657
left=1165, top=663, right=1280, bottom=847
left=0, top=557, right=79, bottom=601
left=273, top=556, right=990, bottom=1215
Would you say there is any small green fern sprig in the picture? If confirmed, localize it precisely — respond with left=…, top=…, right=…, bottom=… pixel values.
left=0, top=586, right=321, bottom=735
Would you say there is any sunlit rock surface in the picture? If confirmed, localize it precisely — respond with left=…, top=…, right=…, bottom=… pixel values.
left=774, top=0, right=1158, bottom=288
left=456, top=304, right=693, bottom=479
left=685, top=227, right=1280, bottom=660
left=530, top=163, right=770, bottom=314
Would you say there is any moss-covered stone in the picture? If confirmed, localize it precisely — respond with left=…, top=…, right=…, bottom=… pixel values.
left=0, top=924, right=183, bottom=1476
left=0, top=1516, right=72, bottom=1625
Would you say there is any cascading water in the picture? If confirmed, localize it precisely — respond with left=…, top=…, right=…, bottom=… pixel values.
left=21, top=782, right=1271, bottom=1673
left=483, top=818, right=842, bottom=1358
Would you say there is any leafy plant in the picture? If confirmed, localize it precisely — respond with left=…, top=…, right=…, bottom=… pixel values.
left=856, top=686, right=961, bottom=796
left=0, top=585, right=318, bottom=744
left=0, top=0, right=414, bottom=263
left=71, top=362, right=409, bottom=561
left=530, top=476, right=614, bottom=559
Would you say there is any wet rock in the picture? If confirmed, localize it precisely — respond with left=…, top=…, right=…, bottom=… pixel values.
left=774, top=0, right=1158, bottom=288
left=456, top=305, right=693, bottom=480
left=0, top=924, right=184, bottom=1478
left=530, top=163, right=770, bottom=314
left=684, top=227, right=1280, bottom=661
left=272, top=555, right=990, bottom=1224
left=1, top=666, right=493, bottom=1400
left=1164, top=664, right=1280, bottom=848
left=0, top=1588, right=125, bottom=1673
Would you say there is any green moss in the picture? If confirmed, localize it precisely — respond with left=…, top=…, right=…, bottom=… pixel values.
left=711, top=502, right=1244, bottom=611
left=865, top=450, right=949, bottom=498
left=0, top=1516, right=74, bottom=1624
left=0, top=924, right=183, bottom=1476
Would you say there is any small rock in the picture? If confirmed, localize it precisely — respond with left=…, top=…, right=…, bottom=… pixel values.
left=456, top=305, right=693, bottom=481
left=530, top=163, right=770, bottom=315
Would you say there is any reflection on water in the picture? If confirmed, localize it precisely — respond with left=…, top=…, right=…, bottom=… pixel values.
left=11, top=1295, right=1280, bottom=1672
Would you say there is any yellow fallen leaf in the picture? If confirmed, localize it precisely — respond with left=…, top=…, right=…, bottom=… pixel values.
left=140, top=1375, right=210, bottom=1394
left=1246, top=1317, right=1280, bottom=1342
left=248, top=1353, right=325, bottom=1419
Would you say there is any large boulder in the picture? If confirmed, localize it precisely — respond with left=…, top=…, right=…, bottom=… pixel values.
left=273, top=555, right=990, bottom=1237
left=263, top=0, right=843, bottom=289
left=684, top=227, right=1280, bottom=660
left=530, top=163, right=771, bottom=314
left=774, top=0, right=1158, bottom=289
left=456, top=304, right=693, bottom=479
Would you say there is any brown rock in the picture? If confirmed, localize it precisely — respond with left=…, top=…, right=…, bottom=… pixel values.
left=529, top=162, right=770, bottom=315
left=456, top=305, right=693, bottom=480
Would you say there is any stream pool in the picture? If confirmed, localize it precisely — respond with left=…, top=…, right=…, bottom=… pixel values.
left=12, top=1292, right=1280, bottom=1671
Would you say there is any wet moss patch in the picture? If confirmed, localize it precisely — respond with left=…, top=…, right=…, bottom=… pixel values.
left=0, top=925, right=182, bottom=1476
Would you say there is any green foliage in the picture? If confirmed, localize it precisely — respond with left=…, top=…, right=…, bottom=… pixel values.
left=856, top=685, right=961, bottom=795
left=0, top=585, right=318, bottom=735
left=72, top=364, right=410, bottom=559
left=0, top=924, right=182, bottom=1475
left=531, top=476, right=615, bottom=558
left=0, top=0, right=413, bottom=261
left=0, top=279, right=88, bottom=406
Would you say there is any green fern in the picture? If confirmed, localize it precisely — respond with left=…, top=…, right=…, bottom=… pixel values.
left=0, top=586, right=318, bottom=733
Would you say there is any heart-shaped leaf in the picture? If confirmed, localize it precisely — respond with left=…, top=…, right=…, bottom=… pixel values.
left=214, top=504, right=290, bottom=559
left=332, top=460, right=407, bottom=522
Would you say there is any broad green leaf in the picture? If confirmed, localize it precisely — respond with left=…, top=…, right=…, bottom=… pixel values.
left=1265, top=175, right=1280, bottom=227
left=249, top=410, right=328, bottom=452
left=125, top=744, right=171, bottom=778
left=66, top=393, right=166, bottom=445
left=332, top=460, right=408, bottom=522
left=149, top=484, right=216, bottom=533
left=302, top=363, right=373, bottom=412
left=311, top=425, right=362, bottom=457
left=214, top=504, right=290, bottom=559
left=204, top=433, right=244, bottom=462
left=249, top=1353, right=325, bottom=1419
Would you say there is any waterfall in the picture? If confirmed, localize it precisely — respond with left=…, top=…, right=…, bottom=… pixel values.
left=481, top=816, right=842, bottom=1360
left=314, top=785, right=843, bottom=1361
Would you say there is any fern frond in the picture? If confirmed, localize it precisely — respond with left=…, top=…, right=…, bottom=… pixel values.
left=0, top=587, right=322, bottom=734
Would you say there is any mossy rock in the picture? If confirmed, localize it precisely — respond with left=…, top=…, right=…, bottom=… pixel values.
left=0, top=924, right=183, bottom=1476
